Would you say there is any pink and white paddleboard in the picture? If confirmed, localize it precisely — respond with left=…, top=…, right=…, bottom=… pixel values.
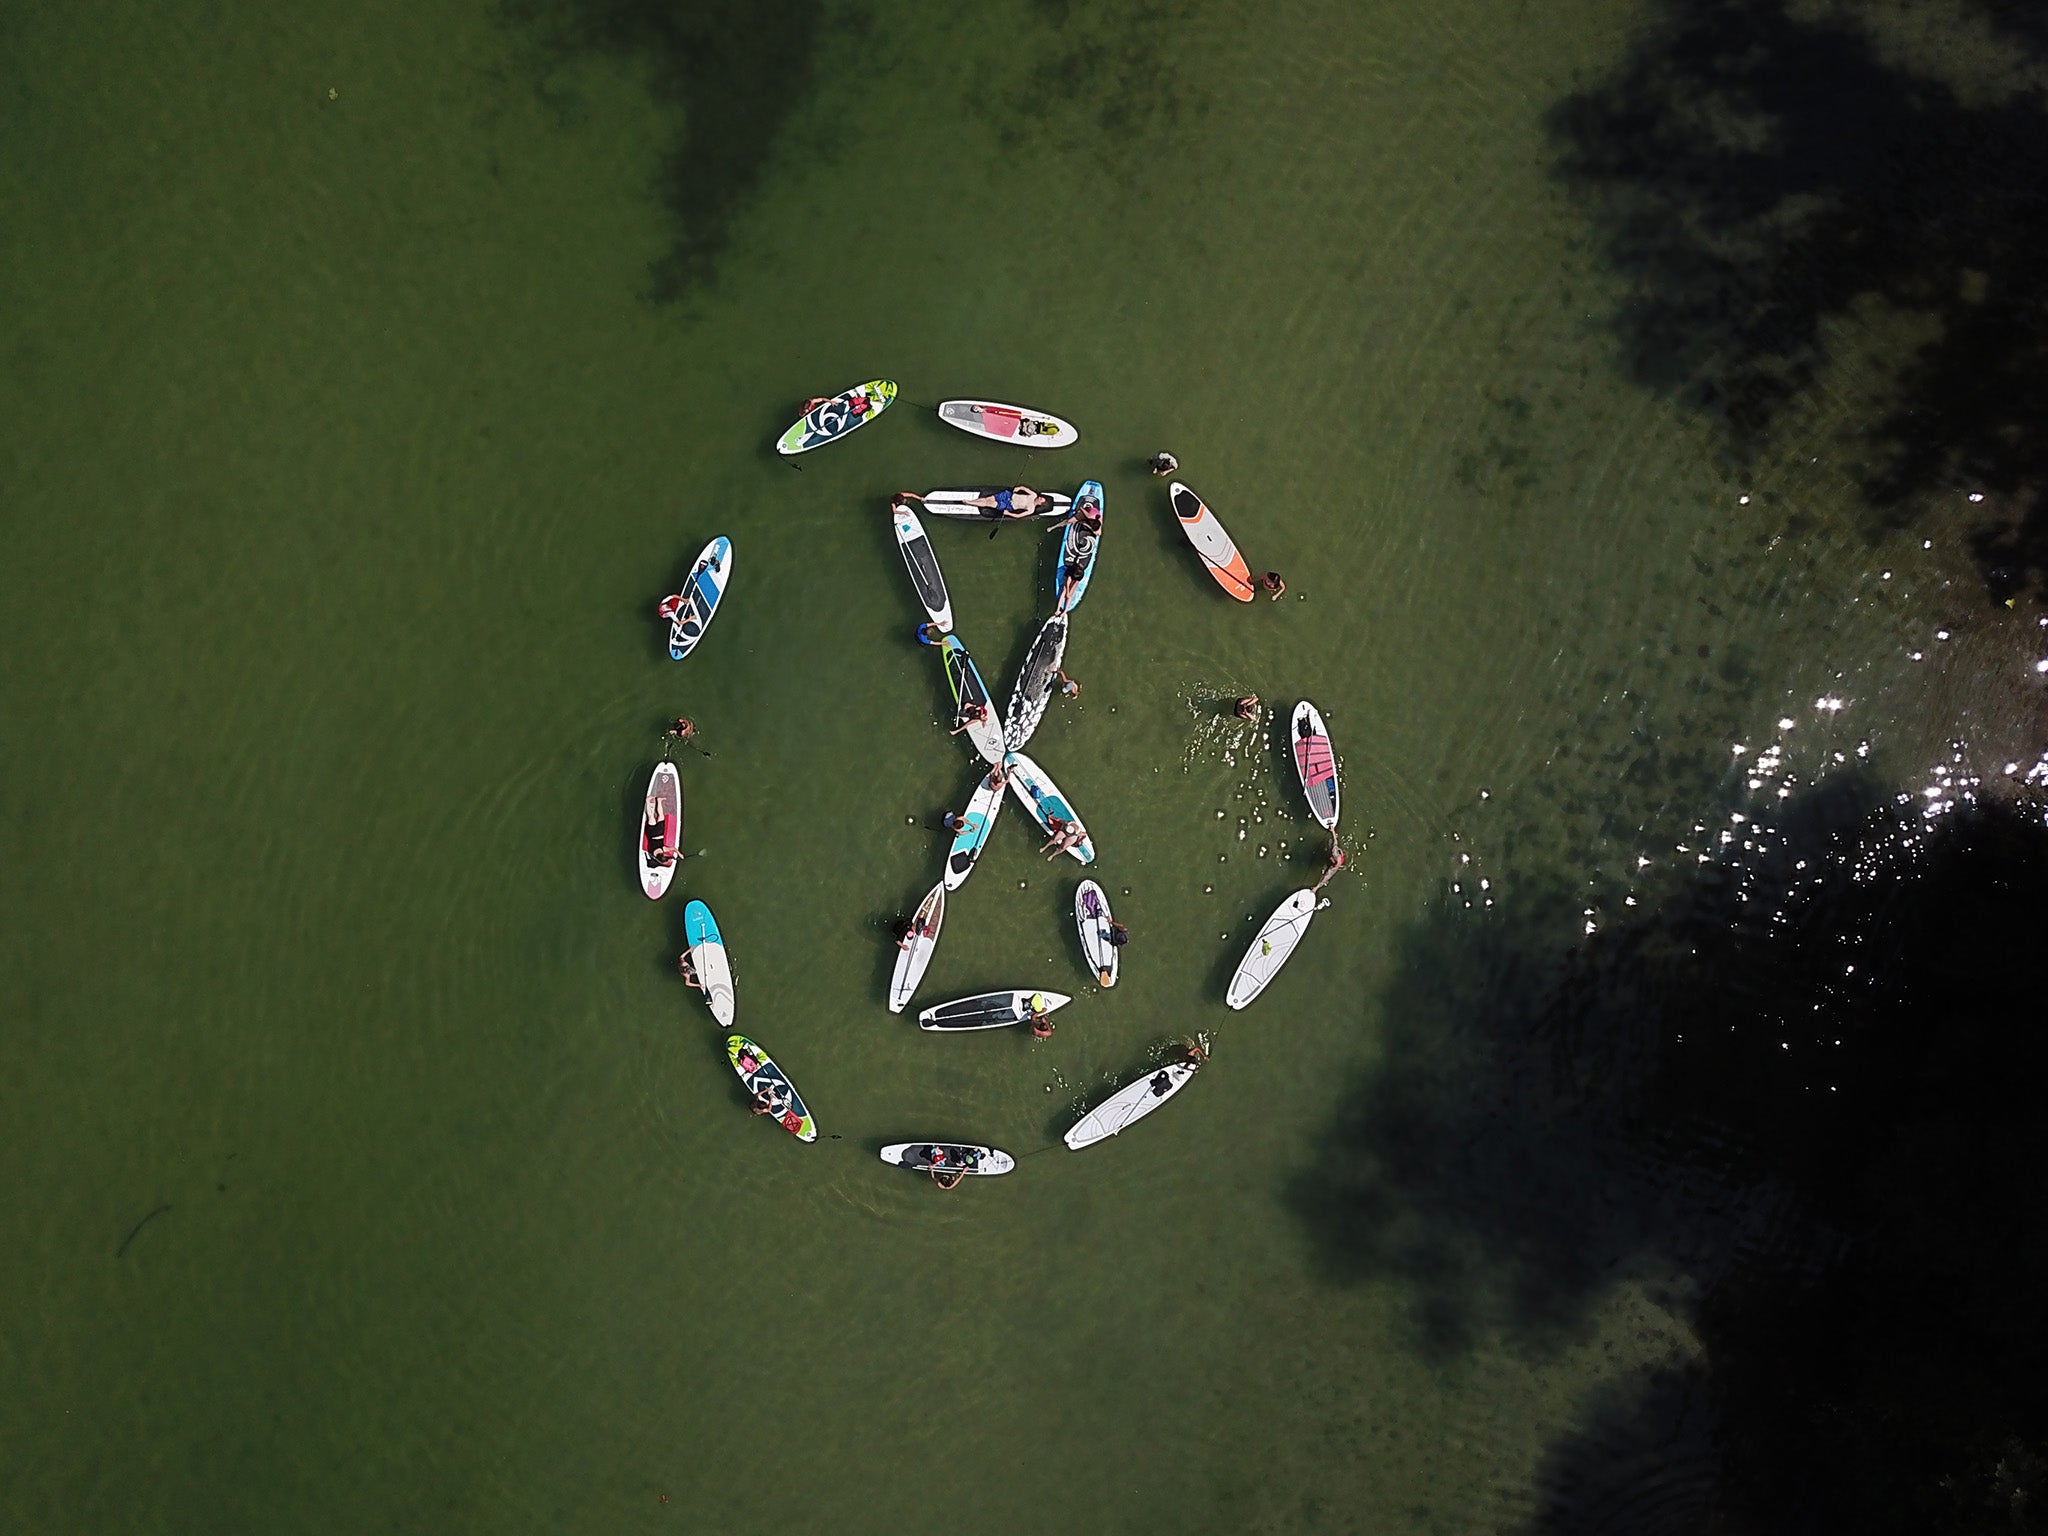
left=937, top=399, right=1078, bottom=449
left=1291, top=701, right=1339, bottom=829
left=638, top=762, right=682, bottom=898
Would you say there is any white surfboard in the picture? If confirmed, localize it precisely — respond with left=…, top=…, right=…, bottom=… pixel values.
left=1075, top=880, right=1118, bottom=987
left=683, top=900, right=735, bottom=1026
left=891, top=502, right=953, bottom=633
left=1226, top=890, right=1325, bottom=1010
left=637, top=762, right=682, bottom=899
left=943, top=770, right=1005, bottom=891
left=878, top=1143, right=1016, bottom=1176
left=1065, top=1060, right=1200, bottom=1150
left=888, top=881, right=945, bottom=1014
left=1003, top=749, right=1095, bottom=864
left=917, top=989, right=1070, bottom=1032
left=1291, top=701, right=1340, bottom=828
left=937, top=399, right=1078, bottom=449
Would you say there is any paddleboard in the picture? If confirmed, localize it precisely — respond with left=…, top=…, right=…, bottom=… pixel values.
left=1291, top=701, right=1340, bottom=828
left=1003, top=749, right=1096, bottom=864
left=936, top=399, right=1077, bottom=449
left=891, top=501, right=953, bottom=633
left=726, top=1034, right=816, bottom=1142
left=878, top=1143, right=1016, bottom=1176
left=775, top=379, right=897, bottom=455
left=1065, top=1059, right=1200, bottom=1150
left=918, top=989, right=1071, bottom=1032
left=683, top=899, right=735, bottom=1026
left=918, top=487, right=1072, bottom=520
left=1053, top=481, right=1105, bottom=613
left=943, top=769, right=1005, bottom=891
left=638, top=762, right=682, bottom=899
left=660, top=536, right=732, bottom=660
left=1226, top=889, right=1325, bottom=1010
left=941, top=635, right=1006, bottom=764
left=1168, top=482, right=1255, bottom=602
left=1002, top=612, right=1068, bottom=752
left=888, top=881, right=945, bottom=1014
left=1075, top=880, right=1118, bottom=987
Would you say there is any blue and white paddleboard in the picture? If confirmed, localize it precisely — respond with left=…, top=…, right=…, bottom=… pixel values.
left=1003, top=749, right=1095, bottom=864
left=664, top=536, right=732, bottom=660
left=683, top=899, right=735, bottom=1026
left=943, top=768, right=1006, bottom=891
left=1052, top=481, right=1104, bottom=613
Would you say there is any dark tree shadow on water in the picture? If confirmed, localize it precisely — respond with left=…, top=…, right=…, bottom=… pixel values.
left=498, top=0, right=842, bottom=300
left=1550, top=0, right=2048, bottom=602
left=1292, top=782, right=2048, bottom=1532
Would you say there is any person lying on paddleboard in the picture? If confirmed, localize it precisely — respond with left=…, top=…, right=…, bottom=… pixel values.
left=894, top=909, right=938, bottom=952
left=950, top=701, right=992, bottom=736
left=643, top=796, right=672, bottom=847
left=977, top=486, right=1053, bottom=519
left=1041, top=821, right=1086, bottom=859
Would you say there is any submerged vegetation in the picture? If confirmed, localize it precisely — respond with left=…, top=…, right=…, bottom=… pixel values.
left=1296, top=780, right=2048, bottom=1532
left=1550, top=0, right=2048, bottom=604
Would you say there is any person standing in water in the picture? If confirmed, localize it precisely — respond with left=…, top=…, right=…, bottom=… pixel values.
left=1148, top=452, right=1179, bottom=476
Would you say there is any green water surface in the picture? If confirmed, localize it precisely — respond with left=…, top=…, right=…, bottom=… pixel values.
left=4, top=2, right=2037, bottom=1532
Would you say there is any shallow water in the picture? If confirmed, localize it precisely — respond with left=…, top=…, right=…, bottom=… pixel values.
left=4, top=1, right=2045, bottom=1532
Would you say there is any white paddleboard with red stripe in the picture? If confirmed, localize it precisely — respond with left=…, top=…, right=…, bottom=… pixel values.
left=937, top=399, right=1077, bottom=449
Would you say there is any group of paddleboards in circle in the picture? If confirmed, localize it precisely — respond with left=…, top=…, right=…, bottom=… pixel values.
left=627, top=381, right=1347, bottom=1187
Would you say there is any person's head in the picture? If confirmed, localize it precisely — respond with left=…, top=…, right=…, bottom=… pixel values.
left=1261, top=571, right=1283, bottom=589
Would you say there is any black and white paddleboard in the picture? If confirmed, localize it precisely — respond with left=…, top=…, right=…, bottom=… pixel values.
left=891, top=501, right=952, bottom=633
left=1003, top=612, right=1068, bottom=752
left=918, top=487, right=1072, bottom=520
left=878, top=1143, right=1016, bottom=1176
left=918, top=989, right=1071, bottom=1032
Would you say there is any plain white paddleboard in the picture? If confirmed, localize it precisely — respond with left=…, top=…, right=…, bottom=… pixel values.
left=1074, top=880, right=1118, bottom=987
left=1226, top=890, right=1325, bottom=1010
left=891, top=502, right=953, bottom=633
left=878, top=1143, right=1017, bottom=1176
left=889, top=881, right=945, bottom=1014
left=638, top=762, right=682, bottom=899
left=936, top=399, right=1078, bottom=449
left=683, top=899, right=735, bottom=1026
left=1003, top=749, right=1095, bottom=864
left=943, top=770, right=1006, bottom=891
left=918, top=989, right=1071, bottom=1032
left=1291, top=701, right=1340, bottom=828
left=1065, top=1060, right=1200, bottom=1150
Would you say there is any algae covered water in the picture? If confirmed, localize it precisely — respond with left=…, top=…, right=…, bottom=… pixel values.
left=5, top=1, right=2046, bottom=1532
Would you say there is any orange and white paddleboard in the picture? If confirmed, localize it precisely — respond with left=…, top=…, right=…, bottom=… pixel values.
left=1168, top=482, right=1255, bottom=601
